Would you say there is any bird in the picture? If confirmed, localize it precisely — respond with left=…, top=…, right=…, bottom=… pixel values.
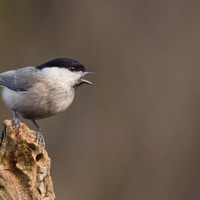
left=0, top=57, right=93, bottom=145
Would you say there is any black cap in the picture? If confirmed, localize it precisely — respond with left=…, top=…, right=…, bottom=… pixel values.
left=36, top=58, right=86, bottom=72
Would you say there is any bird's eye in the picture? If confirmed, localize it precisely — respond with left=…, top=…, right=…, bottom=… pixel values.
left=69, top=66, right=76, bottom=71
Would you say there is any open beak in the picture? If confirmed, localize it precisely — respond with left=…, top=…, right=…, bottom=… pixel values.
left=81, top=69, right=94, bottom=85
left=76, top=69, right=94, bottom=87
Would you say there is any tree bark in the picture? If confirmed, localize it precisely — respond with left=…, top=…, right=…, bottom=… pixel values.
left=0, top=120, right=55, bottom=200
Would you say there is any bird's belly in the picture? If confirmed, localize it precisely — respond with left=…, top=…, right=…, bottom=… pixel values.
left=2, top=87, right=75, bottom=119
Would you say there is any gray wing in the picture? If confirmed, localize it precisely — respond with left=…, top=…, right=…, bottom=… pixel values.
left=0, top=67, right=37, bottom=92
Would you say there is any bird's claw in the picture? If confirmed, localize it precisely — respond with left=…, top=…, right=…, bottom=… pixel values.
left=35, top=131, right=45, bottom=146
left=12, top=118, right=20, bottom=128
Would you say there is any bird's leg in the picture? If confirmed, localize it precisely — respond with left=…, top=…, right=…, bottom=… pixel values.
left=12, top=109, right=20, bottom=128
left=32, top=120, right=45, bottom=145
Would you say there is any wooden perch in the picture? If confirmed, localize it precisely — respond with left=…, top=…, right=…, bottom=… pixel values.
left=0, top=120, right=55, bottom=200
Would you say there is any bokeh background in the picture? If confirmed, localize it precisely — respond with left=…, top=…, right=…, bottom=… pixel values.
left=0, top=1, right=200, bottom=199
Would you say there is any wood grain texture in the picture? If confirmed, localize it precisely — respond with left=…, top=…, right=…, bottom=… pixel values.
left=0, top=120, right=55, bottom=200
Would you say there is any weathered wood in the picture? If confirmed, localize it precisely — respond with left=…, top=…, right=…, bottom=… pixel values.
left=0, top=120, right=55, bottom=200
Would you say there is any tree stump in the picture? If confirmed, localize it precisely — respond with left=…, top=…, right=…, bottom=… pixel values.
left=0, top=120, right=55, bottom=200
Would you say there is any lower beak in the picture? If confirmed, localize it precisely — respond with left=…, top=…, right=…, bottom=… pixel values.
left=81, top=79, right=92, bottom=85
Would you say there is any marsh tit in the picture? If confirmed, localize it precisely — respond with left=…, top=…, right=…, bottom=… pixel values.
left=0, top=58, right=93, bottom=145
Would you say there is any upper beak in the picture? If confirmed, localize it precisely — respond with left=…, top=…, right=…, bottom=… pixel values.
left=84, top=69, right=95, bottom=75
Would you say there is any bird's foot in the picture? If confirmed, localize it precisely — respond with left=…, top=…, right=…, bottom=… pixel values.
left=12, top=109, right=20, bottom=128
left=35, top=130, right=45, bottom=146
left=12, top=118, right=20, bottom=128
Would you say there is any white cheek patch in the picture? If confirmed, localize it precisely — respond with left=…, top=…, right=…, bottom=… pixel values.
left=39, top=67, right=82, bottom=87
left=60, top=69, right=81, bottom=81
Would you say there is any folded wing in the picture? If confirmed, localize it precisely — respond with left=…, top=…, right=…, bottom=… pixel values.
left=0, top=67, right=36, bottom=92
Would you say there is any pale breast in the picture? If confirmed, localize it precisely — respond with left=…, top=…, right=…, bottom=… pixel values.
left=2, top=84, right=75, bottom=119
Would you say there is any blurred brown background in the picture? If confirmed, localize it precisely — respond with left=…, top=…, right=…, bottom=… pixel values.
left=0, top=0, right=200, bottom=200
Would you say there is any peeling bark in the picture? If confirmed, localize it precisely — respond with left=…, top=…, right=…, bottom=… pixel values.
left=0, top=120, right=55, bottom=200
